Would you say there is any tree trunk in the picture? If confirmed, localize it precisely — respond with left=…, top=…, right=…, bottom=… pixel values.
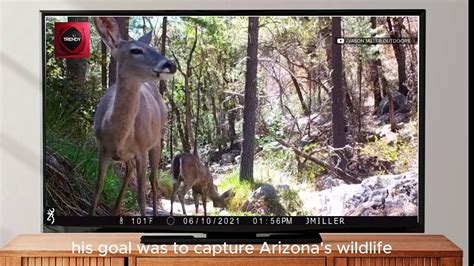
left=285, top=58, right=310, bottom=116
left=357, top=57, right=363, bottom=138
left=387, top=17, right=409, bottom=96
left=211, top=93, right=220, bottom=137
left=159, top=17, right=168, bottom=95
left=184, top=27, right=198, bottom=152
left=193, top=86, right=201, bottom=157
left=142, top=17, right=147, bottom=34
left=168, top=95, right=190, bottom=152
left=108, top=17, right=129, bottom=86
left=306, top=69, right=312, bottom=137
left=239, top=17, right=259, bottom=182
left=217, top=92, right=227, bottom=150
left=369, top=17, right=382, bottom=108
left=381, top=71, right=398, bottom=132
left=65, top=17, right=88, bottom=88
left=101, top=40, right=107, bottom=89
left=330, top=17, right=348, bottom=173
left=386, top=89, right=398, bottom=132
left=323, top=18, right=354, bottom=115
left=342, top=72, right=355, bottom=114
left=169, top=83, right=174, bottom=160
left=227, top=100, right=237, bottom=147
left=406, top=18, right=418, bottom=91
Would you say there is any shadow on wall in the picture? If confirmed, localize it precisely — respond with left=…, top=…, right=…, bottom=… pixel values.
left=0, top=52, right=41, bottom=168
left=0, top=52, right=39, bottom=89
left=0, top=51, right=43, bottom=245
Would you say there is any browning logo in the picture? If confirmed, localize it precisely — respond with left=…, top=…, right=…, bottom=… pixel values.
left=54, top=22, right=90, bottom=58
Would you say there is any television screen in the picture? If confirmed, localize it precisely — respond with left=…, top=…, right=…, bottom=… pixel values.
left=42, top=10, right=424, bottom=233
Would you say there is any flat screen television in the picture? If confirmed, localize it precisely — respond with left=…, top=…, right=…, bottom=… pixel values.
left=42, top=10, right=425, bottom=242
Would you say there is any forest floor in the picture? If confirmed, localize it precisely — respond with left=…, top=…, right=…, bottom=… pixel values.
left=46, top=108, right=419, bottom=217
left=125, top=197, right=220, bottom=216
left=112, top=114, right=419, bottom=217
left=158, top=113, right=418, bottom=217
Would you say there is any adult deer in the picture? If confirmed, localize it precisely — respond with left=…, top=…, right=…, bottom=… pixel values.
left=170, top=153, right=232, bottom=216
left=89, top=17, right=176, bottom=216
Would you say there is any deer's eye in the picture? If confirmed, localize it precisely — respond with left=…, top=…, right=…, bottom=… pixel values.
left=130, top=48, right=144, bottom=55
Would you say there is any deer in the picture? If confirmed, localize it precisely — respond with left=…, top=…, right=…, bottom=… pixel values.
left=170, top=153, right=232, bottom=216
left=89, top=17, right=176, bottom=216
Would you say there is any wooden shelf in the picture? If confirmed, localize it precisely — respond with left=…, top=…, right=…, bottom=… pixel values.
left=0, top=234, right=463, bottom=266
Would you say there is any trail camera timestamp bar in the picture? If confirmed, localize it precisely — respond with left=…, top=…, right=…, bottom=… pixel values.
left=47, top=216, right=417, bottom=227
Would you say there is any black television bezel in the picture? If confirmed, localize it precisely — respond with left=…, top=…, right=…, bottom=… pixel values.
left=41, top=9, right=425, bottom=234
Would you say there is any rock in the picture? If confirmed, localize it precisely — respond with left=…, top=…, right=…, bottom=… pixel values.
left=209, top=163, right=235, bottom=177
left=296, top=113, right=329, bottom=127
left=253, top=184, right=278, bottom=199
left=395, top=112, right=410, bottom=123
left=376, top=124, right=398, bottom=143
left=208, top=144, right=241, bottom=164
left=220, top=153, right=236, bottom=165
left=276, top=184, right=290, bottom=192
left=230, top=141, right=242, bottom=151
left=299, top=183, right=363, bottom=215
left=217, top=209, right=230, bottom=216
left=378, top=112, right=410, bottom=125
left=218, top=149, right=241, bottom=165
left=241, top=183, right=286, bottom=215
left=345, top=172, right=418, bottom=216
left=315, top=175, right=347, bottom=190
left=208, top=150, right=224, bottom=163
left=299, top=172, right=418, bottom=216
left=268, top=141, right=284, bottom=151
left=377, top=91, right=408, bottom=116
left=234, top=155, right=241, bottom=164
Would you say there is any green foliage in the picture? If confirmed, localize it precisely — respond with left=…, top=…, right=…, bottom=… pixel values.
left=361, top=137, right=398, bottom=162
left=157, top=172, right=174, bottom=199
left=46, top=129, right=139, bottom=210
left=279, top=188, right=303, bottom=215
left=345, top=17, right=373, bottom=56
left=360, top=134, right=417, bottom=174
left=218, top=170, right=254, bottom=211
left=297, top=143, right=328, bottom=182
left=260, top=147, right=297, bottom=176
left=299, top=162, right=326, bottom=182
left=46, top=130, right=97, bottom=180
left=129, top=16, right=158, bottom=39
left=163, top=16, right=247, bottom=152
left=45, top=17, right=104, bottom=140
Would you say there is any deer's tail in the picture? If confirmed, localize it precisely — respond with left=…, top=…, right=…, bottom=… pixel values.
left=172, top=155, right=182, bottom=183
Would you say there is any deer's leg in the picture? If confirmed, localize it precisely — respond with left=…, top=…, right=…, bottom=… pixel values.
left=192, top=190, right=199, bottom=214
left=170, top=180, right=180, bottom=216
left=113, top=161, right=134, bottom=216
left=135, top=153, right=147, bottom=216
left=149, top=145, right=161, bottom=216
left=90, top=149, right=110, bottom=216
left=178, top=183, right=193, bottom=216
left=202, top=193, right=208, bottom=216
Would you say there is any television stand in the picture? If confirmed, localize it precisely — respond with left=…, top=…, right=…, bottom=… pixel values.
left=140, top=232, right=323, bottom=244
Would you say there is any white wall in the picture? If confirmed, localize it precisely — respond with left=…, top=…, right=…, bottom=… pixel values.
left=0, top=0, right=468, bottom=264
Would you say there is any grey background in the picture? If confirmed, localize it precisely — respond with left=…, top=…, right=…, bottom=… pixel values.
left=0, top=0, right=468, bottom=264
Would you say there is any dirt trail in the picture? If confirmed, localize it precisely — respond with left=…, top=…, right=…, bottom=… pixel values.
left=140, top=198, right=219, bottom=216
left=129, top=163, right=235, bottom=216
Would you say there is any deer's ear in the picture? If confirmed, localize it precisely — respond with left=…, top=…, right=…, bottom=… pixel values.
left=138, top=31, right=153, bottom=45
left=94, top=17, right=121, bottom=49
